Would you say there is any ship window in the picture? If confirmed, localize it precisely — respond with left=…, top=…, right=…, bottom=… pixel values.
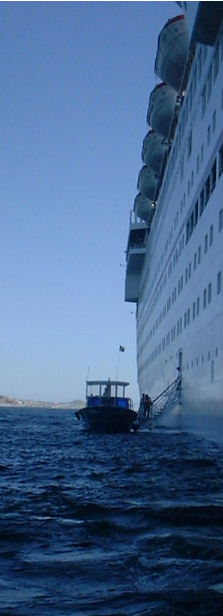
left=188, top=262, right=191, bottom=279
left=219, top=146, right=223, bottom=176
left=194, top=252, right=197, bottom=270
left=212, top=110, right=216, bottom=133
left=204, top=233, right=208, bottom=254
left=186, top=221, right=190, bottom=243
left=213, top=42, right=219, bottom=81
left=211, top=160, right=216, bottom=191
left=185, top=267, right=188, bottom=284
left=180, top=318, right=182, bottom=332
left=190, top=212, right=194, bottom=235
left=200, top=188, right=204, bottom=216
left=198, top=246, right=201, bottom=264
left=207, top=124, right=211, bottom=146
left=193, top=302, right=196, bottom=319
left=184, top=312, right=187, bottom=328
left=217, top=271, right=222, bottom=294
left=187, top=308, right=190, bottom=324
left=201, top=85, right=206, bottom=117
left=196, top=155, right=200, bottom=174
left=205, top=176, right=210, bottom=204
left=193, top=64, right=197, bottom=94
left=219, top=208, right=223, bottom=231
left=207, top=66, right=212, bottom=102
left=201, top=144, right=204, bottom=163
left=198, top=48, right=202, bottom=73
left=208, top=282, right=212, bottom=303
left=209, top=225, right=214, bottom=246
left=203, top=288, right=207, bottom=308
left=187, top=129, right=192, bottom=159
left=194, top=201, right=199, bottom=225
left=211, top=360, right=214, bottom=382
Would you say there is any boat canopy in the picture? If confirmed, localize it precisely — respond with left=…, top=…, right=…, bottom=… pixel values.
left=86, top=380, right=129, bottom=398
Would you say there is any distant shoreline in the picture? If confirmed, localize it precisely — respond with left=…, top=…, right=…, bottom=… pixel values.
left=0, top=395, right=85, bottom=410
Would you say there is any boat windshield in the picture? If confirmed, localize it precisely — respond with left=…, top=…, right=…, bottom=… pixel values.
left=86, top=379, right=129, bottom=399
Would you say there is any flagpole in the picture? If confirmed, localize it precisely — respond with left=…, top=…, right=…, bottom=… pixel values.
left=116, top=350, right=120, bottom=381
left=116, top=346, right=125, bottom=381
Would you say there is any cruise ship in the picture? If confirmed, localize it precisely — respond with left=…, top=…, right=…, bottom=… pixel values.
left=125, top=2, right=223, bottom=442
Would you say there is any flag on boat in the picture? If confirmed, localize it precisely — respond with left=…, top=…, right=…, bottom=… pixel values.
left=119, top=345, right=125, bottom=352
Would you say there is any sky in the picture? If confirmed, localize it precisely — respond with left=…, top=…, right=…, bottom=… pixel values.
left=1, top=0, right=180, bottom=405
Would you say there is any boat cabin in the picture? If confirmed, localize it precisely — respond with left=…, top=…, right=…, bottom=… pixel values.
left=86, top=379, right=132, bottom=409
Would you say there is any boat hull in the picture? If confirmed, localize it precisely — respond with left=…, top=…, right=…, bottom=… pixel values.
left=75, top=405, right=138, bottom=433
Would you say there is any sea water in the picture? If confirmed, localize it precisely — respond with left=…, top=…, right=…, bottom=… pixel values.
left=1, top=407, right=223, bottom=616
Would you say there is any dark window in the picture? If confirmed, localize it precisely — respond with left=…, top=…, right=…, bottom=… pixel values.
left=188, top=129, right=192, bottom=158
left=205, top=176, right=210, bottom=204
left=194, top=201, right=199, bottom=225
left=208, top=282, right=212, bottom=303
left=219, top=145, right=223, bottom=176
left=219, top=208, right=223, bottom=231
left=213, top=42, right=219, bottom=81
left=200, top=188, right=205, bottom=216
left=207, top=124, right=211, bottom=146
left=217, top=271, right=222, bottom=294
left=211, top=160, right=216, bottom=191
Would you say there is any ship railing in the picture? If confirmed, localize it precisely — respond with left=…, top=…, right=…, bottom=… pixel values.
left=151, top=376, right=181, bottom=419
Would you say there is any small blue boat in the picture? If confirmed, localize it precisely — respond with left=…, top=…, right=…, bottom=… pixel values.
left=75, top=379, right=138, bottom=433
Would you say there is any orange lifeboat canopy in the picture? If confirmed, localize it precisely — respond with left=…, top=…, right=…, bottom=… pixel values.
left=155, top=15, right=189, bottom=92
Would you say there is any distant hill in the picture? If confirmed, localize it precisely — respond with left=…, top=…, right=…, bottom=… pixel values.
left=0, top=395, right=85, bottom=409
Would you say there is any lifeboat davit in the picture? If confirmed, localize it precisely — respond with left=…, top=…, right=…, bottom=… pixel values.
left=155, top=15, right=189, bottom=92
left=137, top=166, right=157, bottom=201
left=141, top=130, right=168, bottom=175
left=147, top=82, right=177, bottom=139
left=134, top=193, right=153, bottom=223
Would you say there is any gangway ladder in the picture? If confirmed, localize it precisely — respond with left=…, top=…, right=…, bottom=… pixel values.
left=151, top=375, right=182, bottom=419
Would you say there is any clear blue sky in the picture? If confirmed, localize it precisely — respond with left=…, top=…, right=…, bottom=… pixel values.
left=1, top=1, right=180, bottom=404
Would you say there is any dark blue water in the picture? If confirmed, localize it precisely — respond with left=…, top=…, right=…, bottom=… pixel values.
left=1, top=408, right=223, bottom=616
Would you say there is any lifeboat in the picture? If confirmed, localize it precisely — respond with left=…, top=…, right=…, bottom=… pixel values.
left=147, top=82, right=177, bottom=139
left=155, top=15, right=189, bottom=92
left=134, top=193, right=153, bottom=223
left=137, top=166, right=157, bottom=201
left=141, top=130, right=168, bottom=175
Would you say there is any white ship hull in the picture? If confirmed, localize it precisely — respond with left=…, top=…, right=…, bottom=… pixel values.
left=125, top=2, right=223, bottom=443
